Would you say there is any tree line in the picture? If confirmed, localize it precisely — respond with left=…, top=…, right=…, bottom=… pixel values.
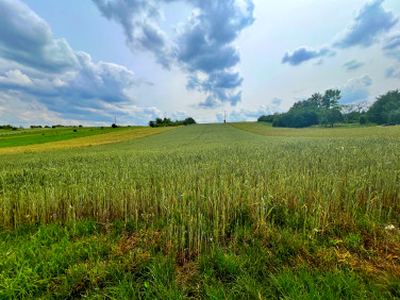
left=149, top=117, right=196, bottom=127
left=258, top=89, right=400, bottom=128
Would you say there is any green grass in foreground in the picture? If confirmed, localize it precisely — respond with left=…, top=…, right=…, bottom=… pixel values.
left=0, top=123, right=400, bottom=298
left=1, top=220, right=395, bottom=299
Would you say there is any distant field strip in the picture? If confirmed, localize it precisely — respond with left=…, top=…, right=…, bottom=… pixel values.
left=0, top=126, right=175, bottom=155
left=230, top=122, right=400, bottom=137
left=0, top=127, right=138, bottom=148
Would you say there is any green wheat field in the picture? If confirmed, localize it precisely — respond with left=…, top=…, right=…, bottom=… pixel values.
left=0, top=123, right=399, bottom=299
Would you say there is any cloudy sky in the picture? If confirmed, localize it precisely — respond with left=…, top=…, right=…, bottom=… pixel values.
left=0, top=0, right=399, bottom=126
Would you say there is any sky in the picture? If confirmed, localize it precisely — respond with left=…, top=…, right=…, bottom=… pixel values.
left=0, top=0, right=399, bottom=126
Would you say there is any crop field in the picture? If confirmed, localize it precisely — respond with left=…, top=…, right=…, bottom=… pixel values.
left=0, top=123, right=400, bottom=299
left=0, top=126, right=174, bottom=155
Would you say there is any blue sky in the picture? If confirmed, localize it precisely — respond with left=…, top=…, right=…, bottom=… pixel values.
left=0, top=0, right=399, bottom=126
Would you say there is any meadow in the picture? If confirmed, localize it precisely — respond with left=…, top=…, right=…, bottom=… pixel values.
left=0, top=123, right=399, bottom=298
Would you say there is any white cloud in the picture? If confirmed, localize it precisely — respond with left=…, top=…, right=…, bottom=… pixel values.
left=0, top=69, right=33, bottom=87
left=0, top=0, right=156, bottom=125
left=340, top=75, right=373, bottom=104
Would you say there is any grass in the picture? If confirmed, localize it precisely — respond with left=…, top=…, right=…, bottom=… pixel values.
left=231, top=121, right=400, bottom=137
left=0, top=127, right=122, bottom=147
left=0, top=123, right=399, bottom=298
left=0, top=126, right=175, bottom=155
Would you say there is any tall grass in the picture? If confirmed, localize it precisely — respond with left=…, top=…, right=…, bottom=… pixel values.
left=1, top=123, right=400, bottom=298
left=0, top=124, right=399, bottom=252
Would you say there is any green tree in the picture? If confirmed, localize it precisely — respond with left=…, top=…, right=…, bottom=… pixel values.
left=388, top=108, right=400, bottom=125
left=321, top=108, right=343, bottom=127
left=322, top=89, right=341, bottom=109
left=367, top=90, right=400, bottom=124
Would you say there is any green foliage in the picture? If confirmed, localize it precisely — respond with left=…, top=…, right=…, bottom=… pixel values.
left=257, top=114, right=276, bottom=123
left=267, top=89, right=343, bottom=128
left=367, top=89, right=400, bottom=124
left=388, top=108, right=400, bottom=125
left=149, top=117, right=196, bottom=127
left=0, top=125, right=18, bottom=130
left=273, top=110, right=319, bottom=128
left=320, top=108, right=344, bottom=127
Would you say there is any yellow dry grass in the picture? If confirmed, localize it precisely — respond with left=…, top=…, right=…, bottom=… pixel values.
left=0, top=126, right=176, bottom=155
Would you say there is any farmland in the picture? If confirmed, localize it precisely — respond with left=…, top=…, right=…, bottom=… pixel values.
left=0, top=123, right=399, bottom=298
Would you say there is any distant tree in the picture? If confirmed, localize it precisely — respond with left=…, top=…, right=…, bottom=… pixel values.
left=367, top=90, right=400, bottom=124
left=149, top=117, right=196, bottom=127
left=322, top=89, right=341, bottom=109
left=359, top=116, right=367, bottom=125
left=265, top=89, right=343, bottom=128
left=320, top=108, right=343, bottom=127
left=155, top=118, right=163, bottom=126
left=273, top=111, right=319, bottom=128
left=111, top=123, right=118, bottom=128
left=183, top=117, right=196, bottom=125
left=258, top=114, right=276, bottom=123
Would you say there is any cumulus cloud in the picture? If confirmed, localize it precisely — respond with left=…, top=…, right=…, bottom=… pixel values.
left=282, top=47, right=332, bottom=66
left=188, top=70, right=243, bottom=108
left=216, top=105, right=272, bottom=122
left=283, top=0, right=399, bottom=67
left=0, top=69, right=33, bottom=88
left=340, top=75, right=373, bottom=104
left=92, top=0, right=255, bottom=108
left=334, top=0, right=398, bottom=48
left=0, top=0, right=79, bottom=72
left=343, top=60, right=364, bottom=71
left=382, top=32, right=400, bottom=61
left=0, top=0, right=158, bottom=125
left=92, top=0, right=172, bottom=69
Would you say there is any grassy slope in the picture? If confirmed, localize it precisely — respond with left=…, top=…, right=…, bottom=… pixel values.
left=0, top=126, right=175, bottom=155
left=0, top=127, right=118, bottom=147
left=231, top=121, right=400, bottom=137
left=1, top=123, right=400, bottom=299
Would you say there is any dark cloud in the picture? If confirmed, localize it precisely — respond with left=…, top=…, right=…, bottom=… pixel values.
left=189, top=71, right=243, bottom=108
left=92, top=0, right=255, bottom=108
left=92, top=0, right=172, bottom=69
left=175, top=0, right=254, bottom=107
left=382, top=32, right=400, bottom=61
left=343, top=60, right=364, bottom=71
left=334, top=0, right=398, bottom=49
left=282, top=47, right=331, bottom=66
